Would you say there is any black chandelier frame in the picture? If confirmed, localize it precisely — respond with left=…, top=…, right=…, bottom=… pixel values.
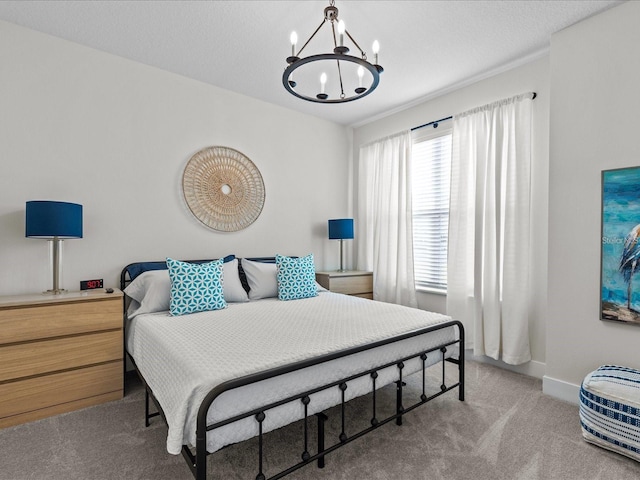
left=282, top=0, right=383, bottom=104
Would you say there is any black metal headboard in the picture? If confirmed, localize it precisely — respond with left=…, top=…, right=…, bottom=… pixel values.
left=119, top=256, right=277, bottom=294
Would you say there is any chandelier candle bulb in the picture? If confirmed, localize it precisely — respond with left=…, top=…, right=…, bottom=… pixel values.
left=338, top=20, right=345, bottom=46
left=287, top=31, right=297, bottom=87
left=316, top=72, right=329, bottom=100
left=372, top=40, right=380, bottom=65
left=317, top=72, right=329, bottom=100
left=355, top=66, right=366, bottom=94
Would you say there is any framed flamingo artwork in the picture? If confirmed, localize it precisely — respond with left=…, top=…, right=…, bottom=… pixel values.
left=601, top=166, right=640, bottom=324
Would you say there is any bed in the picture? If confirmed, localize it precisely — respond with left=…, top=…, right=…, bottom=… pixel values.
left=121, top=256, right=464, bottom=479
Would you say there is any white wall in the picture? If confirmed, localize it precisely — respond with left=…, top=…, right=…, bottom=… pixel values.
left=352, top=56, right=550, bottom=376
left=546, top=1, right=640, bottom=402
left=0, top=20, right=350, bottom=295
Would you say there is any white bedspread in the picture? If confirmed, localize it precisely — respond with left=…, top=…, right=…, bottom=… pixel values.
left=126, top=291, right=456, bottom=454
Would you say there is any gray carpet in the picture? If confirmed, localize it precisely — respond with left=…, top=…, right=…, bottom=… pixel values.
left=1, top=361, right=639, bottom=480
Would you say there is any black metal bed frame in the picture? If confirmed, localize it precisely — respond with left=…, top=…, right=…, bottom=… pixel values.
left=121, top=259, right=465, bottom=480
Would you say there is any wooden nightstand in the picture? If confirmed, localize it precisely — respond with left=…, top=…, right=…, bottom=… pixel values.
left=315, top=271, right=373, bottom=299
left=0, top=289, right=124, bottom=429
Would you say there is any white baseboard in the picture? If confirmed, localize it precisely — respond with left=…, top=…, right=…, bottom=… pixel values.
left=542, top=375, right=580, bottom=405
left=466, top=350, right=546, bottom=379
left=466, top=352, right=582, bottom=405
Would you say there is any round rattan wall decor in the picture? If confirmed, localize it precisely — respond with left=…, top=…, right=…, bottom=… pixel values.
left=182, top=146, right=265, bottom=232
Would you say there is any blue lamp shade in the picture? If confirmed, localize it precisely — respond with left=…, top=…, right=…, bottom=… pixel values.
left=328, top=218, right=354, bottom=240
left=26, top=201, right=83, bottom=239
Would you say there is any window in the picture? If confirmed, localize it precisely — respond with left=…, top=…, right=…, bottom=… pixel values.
left=411, top=122, right=452, bottom=292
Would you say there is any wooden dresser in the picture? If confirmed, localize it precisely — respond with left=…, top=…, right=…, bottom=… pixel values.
left=315, top=271, right=374, bottom=299
left=0, top=289, right=124, bottom=429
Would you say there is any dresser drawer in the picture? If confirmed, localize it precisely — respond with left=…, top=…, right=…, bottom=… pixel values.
left=0, top=361, right=122, bottom=421
left=0, top=330, right=122, bottom=382
left=0, top=290, right=124, bottom=428
left=0, top=298, right=121, bottom=345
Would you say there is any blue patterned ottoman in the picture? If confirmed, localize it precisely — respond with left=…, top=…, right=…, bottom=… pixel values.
left=579, top=365, right=640, bottom=462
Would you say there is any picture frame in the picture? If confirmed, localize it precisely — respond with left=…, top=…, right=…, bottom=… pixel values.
left=601, top=166, right=640, bottom=324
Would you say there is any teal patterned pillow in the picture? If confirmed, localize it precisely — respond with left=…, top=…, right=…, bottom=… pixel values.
left=167, top=258, right=227, bottom=316
left=276, top=254, right=318, bottom=301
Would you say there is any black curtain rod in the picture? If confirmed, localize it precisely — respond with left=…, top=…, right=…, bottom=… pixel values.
left=410, top=116, right=452, bottom=132
left=411, top=92, right=537, bottom=132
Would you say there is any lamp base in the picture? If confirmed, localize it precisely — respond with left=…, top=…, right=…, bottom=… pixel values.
left=44, top=288, right=67, bottom=295
left=338, top=238, right=348, bottom=272
left=48, top=238, right=65, bottom=294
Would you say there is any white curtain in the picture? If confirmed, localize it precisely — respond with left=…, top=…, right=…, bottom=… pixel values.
left=357, top=131, right=417, bottom=307
left=447, top=93, right=533, bottom=365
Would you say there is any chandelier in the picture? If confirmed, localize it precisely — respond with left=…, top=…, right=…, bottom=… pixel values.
left=283, top=0, right=383, bottom=104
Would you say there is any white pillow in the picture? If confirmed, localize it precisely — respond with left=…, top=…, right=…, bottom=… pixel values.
left=124, top=269, right=170, bottom=318
left=241, top=258, right=278, bottom=300
left=124, top=259, right=248, bottom=318
left=222, top=259, right=249, bottom=303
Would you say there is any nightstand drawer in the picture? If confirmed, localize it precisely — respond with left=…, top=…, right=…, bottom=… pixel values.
left=0, top=330, right=122, bottom=382
left=329, top=276, right=373, bottom=295
left=0, top=361, right=122, bottom=422
left=0, top=298, right=122, bottom=345
left=316, top=271, right=373, bottom=298
left=352, top=292, right=374, bottom=300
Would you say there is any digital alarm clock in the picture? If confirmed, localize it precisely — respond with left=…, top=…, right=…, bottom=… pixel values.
left=80, top=279, right=104, bottom=290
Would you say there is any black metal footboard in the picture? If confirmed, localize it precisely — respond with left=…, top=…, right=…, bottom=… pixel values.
left=178, top=320, right=465, bottom=480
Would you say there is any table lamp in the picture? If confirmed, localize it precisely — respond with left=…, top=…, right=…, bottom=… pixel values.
left=26, top=200, right=83, bottom=294
left=328, top=218, right=354, bottom=272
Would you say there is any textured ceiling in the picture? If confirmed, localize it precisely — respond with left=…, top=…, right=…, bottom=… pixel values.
left=0, top=0, right=623, bottom=126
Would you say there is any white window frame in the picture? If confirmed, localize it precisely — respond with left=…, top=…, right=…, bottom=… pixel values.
left=411, top=120, right=452, bottom=294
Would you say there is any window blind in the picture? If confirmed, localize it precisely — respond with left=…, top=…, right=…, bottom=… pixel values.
left=411, top=126, right=452, bottom=292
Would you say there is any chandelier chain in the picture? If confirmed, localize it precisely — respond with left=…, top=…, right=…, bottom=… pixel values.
left=330, top=21, right=346, bottom=98
left=345, top=31, right=367, bottom=60
left=296, top=18, right=325, bottom=58
left=336, top=59, right=346, bottom=98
